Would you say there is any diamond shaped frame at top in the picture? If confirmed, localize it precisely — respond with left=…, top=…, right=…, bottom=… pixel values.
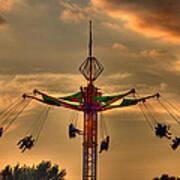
left=79, top=57, right=104, bottom=81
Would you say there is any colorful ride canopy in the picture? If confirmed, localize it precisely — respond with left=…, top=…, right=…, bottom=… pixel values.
left=29, top=89, right=158, bottom=112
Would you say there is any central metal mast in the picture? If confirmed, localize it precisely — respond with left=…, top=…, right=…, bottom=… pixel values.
left=80, top=20, right=103, bottom=180
left=89, top=20, right=92, bottom=57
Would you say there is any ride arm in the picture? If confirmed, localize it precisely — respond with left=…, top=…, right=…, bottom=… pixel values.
left=96, top=88, right=135, bottom=111
left=24, top=89, right=83, bottom=111
left=99, top=92, right=160, bottom=112
left=140, top=92, right=160, bottom=102
left=23, top=94, right=51, bottom=104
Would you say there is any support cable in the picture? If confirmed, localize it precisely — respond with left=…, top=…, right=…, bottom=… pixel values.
left=142, top=102, right=158, bottom=125
left=138, top=103, right=154, bottom=131
left=102, top=114, right=108, bottom=137
left=134, top=93, right=154, bottom=131
left=0, top=97, right=20, bottom=116
left=35, top=107, right=51, bottom=143
left=75, top=112, right=78, bottom=127
left=100, top=112, right=104, bottom=139
left=158, top=97, right=180, bottom=125
left=161, top=96, right=180, bottom=114
left=135, top=92, right=158, bottom=125
left=158, top=99, right=180, bottom=126
left=25, top=107, right=47, bottom=136
left=4, top=99, right=32, bottom=132
left=69, top=112, right=79, bottom=127
left=70, top=112, right=75, bottom=124
left=0, top=99, right=25, bottom=126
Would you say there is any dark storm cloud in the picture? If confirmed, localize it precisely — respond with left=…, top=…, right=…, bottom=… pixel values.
left=92, top=0, right=180, bottom=41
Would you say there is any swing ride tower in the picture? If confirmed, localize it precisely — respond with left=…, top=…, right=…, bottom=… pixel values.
left=79, top=21, right=102, bottom=180
left=22, top=21, right=160, bottom=180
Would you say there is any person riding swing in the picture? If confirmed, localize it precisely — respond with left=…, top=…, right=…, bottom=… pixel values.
left=0, top=127, right=3, bottom=137
left=171, top=137, right=180, bottom=150
left=155, top=123, right=171, bottom=139
left=69, top=123, right=82, bottom=138
left=99, top=136, right=110, bottom=153
left=17, top=135, right=35, bottom=153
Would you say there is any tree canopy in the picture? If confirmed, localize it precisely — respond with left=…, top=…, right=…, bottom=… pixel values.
left=153, top=174, right=180, bottom=180
left=0, top=161, right=66, bottom=180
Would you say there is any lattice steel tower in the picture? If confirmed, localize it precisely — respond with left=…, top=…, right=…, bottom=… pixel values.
left=79, top=20, right=103, bottom=180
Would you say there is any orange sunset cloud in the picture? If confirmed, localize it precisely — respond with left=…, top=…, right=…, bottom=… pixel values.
left=91, top=0, right=180, bottom=43
left=0, top=0, right=23, bottom=29
left=0, top=0, right=22, bottom=11
left=60, top=9, right=85, bottom=23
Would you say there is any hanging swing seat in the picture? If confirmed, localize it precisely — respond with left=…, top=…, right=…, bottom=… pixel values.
left=0, top=127, right=3, bottom=137
left=171, top=137, right=180, bottom=150
left=17, top=135, right=35, bottom=153
left=69, top=123, right=82, bottom=138
left=155, top=123, right=171, bottom=139
left=99, top=136, right=110, bottom=153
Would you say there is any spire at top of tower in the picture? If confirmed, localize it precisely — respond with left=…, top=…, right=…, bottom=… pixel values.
left=89, top=20, right=92, bottom=57
left=79, top=21, right=104, bottom=82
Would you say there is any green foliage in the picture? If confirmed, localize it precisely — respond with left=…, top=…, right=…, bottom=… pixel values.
left=0, top=161, right=66, bottom=180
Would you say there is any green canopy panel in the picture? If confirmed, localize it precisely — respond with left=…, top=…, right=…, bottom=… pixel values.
left=59, top=92, right=83, bottom=103
left=57, top=92, right=127, bottom=104
left=102, top=98, right=139, bottom=109
left=42, top=94, right=81, bottom=108
left=42, top=95, right=62, bottom=106
left=119, top=99, right=139, bottom=107
left=94, top=94, right=125, bottom=103
left=42, top=92, right=137, bottom=107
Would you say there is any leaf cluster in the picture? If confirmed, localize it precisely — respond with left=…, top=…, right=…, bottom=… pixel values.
left=0, top=161, right=66, bottom=180
left=153, top=174, right=180, bottom=180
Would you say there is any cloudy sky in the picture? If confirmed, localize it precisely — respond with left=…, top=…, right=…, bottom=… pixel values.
left=0, top=0, right=180, bottom=179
